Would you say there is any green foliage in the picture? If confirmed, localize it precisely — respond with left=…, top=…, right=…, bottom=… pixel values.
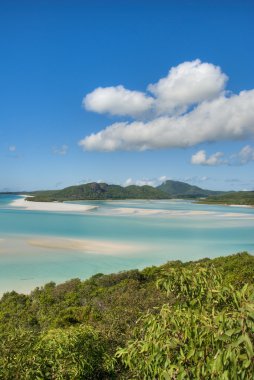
left=0, top=326, right=108, bottom=379
left=27, top=182, right=170, bottom=202
left=211, top=252, right=254, bottom=287
left=0, top=253, right=254, bottom=379
left=32, top=326, right=107, bottom=379
left=157, top=180, right=223, bottom=198
left=0, top=328, right=38, bottom=380
left=117, top=265, right=254, bottom=379
left=199, top=191, right=254, bottom=206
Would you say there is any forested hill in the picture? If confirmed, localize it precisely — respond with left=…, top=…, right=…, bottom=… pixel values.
left=1, top=252, right=254, bottom=379
left=27, top=182, right=170, bottom=202
left=199, top=190, right=254, bottom=206
left=157, top=179, right=223, bottom=198
left=7, top=181, right=249, bottom=203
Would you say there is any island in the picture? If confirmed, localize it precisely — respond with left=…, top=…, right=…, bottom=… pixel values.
left=25, top=182, right=171, bottom=202
left=4, top=181, right=254, bottom=207
left=198, top=191, right=254, bottom=206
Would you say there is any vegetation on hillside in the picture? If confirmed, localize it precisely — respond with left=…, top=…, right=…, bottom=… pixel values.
left=118, top=265, right=254, bottom=379
left=198, top=191, right=254, bottom=206
left=26, top=182, right=170, bottom=202
left=1, top=252, right=254, bottom=379
left=157, top=180, right=223, bottom=199
left=8, top=181, right=253, bottom=205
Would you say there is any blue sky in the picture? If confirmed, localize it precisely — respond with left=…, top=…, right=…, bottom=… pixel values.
left=0, top=0, right=254, bottom=191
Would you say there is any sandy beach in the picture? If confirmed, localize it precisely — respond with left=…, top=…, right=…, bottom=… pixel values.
left=9, top=196, right=254, bottom=218
left=10, top=196, right=215, bottom=216
left=10, top=195, right=97, bottom=213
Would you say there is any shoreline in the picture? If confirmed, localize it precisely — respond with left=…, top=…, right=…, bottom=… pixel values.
left=14, top=196, right=254, bottom=209
left=8, top=196, right=254, bottom=217
left=0, top=234, right=147, bottom=295
left=10, top=195, right=98, bottom=213
left=197, top=201, right=254, bottom=209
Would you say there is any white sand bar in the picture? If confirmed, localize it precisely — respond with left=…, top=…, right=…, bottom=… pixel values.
left=10, top=195, right=97, bottom=213
left=111, top=207, right=216, bottom=216
left=27, top=236, right=142, bottom=255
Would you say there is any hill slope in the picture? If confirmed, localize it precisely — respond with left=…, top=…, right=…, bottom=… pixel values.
left=28, top=182, right=170, bottom=201
left=0, top=252, right=253, bottom=379
left=157, top=180, right=223, bottom=198
left=199, top=191, right=254, bottom=206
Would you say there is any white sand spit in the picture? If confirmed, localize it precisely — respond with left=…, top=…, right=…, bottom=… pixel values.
left=10, top=195, right=97, bottom=213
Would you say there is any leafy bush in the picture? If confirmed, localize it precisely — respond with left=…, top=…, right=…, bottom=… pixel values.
left=0, top=326, right=108, bottom=380
left=1, top=253, right=254, bottom=379
left=117, top=266, right=254, bottom=379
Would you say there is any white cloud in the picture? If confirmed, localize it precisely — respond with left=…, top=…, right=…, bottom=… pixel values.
left=83, top=60, right=227, bottom=119
left=123, top=178, right=135, bottom=187
left=148, top=59, right=227, bottom=115
left=230, top=145, right=254, bottom=165
left=8, top=145, right=16, bottom=152
left=80, top=90, right=254, bottom=151
left=123, top=177, right=157, bottom=187
left=191, top=150, right=225, bottom=166
left=191, top=145, right=254, bottom=166
left=79, top=60, right=254, bottom=152
left=83, top=85, right=154, bottom=117
left=123, top=176, right=168, bottom=187
left=158, top=175, right=168, bottom=183
left=52, top=144, right=68, bottom=155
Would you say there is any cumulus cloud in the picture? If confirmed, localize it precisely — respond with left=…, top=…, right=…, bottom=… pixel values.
left=79, top=60, right=254, bottom=152
left=83, top=60, right=227, bottom=118
left=80, top=90, right=254, bottom=151
left=52, top=144, right=69, bottom=155
left=123, top=176, right=168, bottom=187
left=230, top=145, right=254, bottom=165
left=148, top=59, right=227, bottom=115
left=191, top=150, right=225, bottom=166
left=123, top=177, right=157, bottom=187
left=158, top=175, right=168, bottom=183
left=123, top=178, right=134, bottom=187
left=191, top=145, right=254, bottom=166
left=83, top=85, right=154, bottom=117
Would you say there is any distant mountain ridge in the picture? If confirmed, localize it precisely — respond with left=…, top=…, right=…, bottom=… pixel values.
left=27, top=182, right=170, bottom=201
left=157, top=180, right=223, bottom=198
left=2, top=180, right=228, bottom=201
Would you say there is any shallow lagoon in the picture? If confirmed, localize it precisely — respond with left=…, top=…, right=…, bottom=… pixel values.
left=0, top=195, right=254, bottom=294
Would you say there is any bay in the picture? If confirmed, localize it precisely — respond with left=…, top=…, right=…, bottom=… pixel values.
left=0, top=195, right=254, bottom=294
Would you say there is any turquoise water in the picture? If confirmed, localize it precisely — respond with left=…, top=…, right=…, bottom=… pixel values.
left=0, top=195, right=254, bottom=294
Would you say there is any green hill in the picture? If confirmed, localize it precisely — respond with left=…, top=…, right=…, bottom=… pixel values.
left=27, top=182, right=170, bottom=202
left=157, top=180, right=223, bottom=198
left=199, top=191, right=254, bottom=206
